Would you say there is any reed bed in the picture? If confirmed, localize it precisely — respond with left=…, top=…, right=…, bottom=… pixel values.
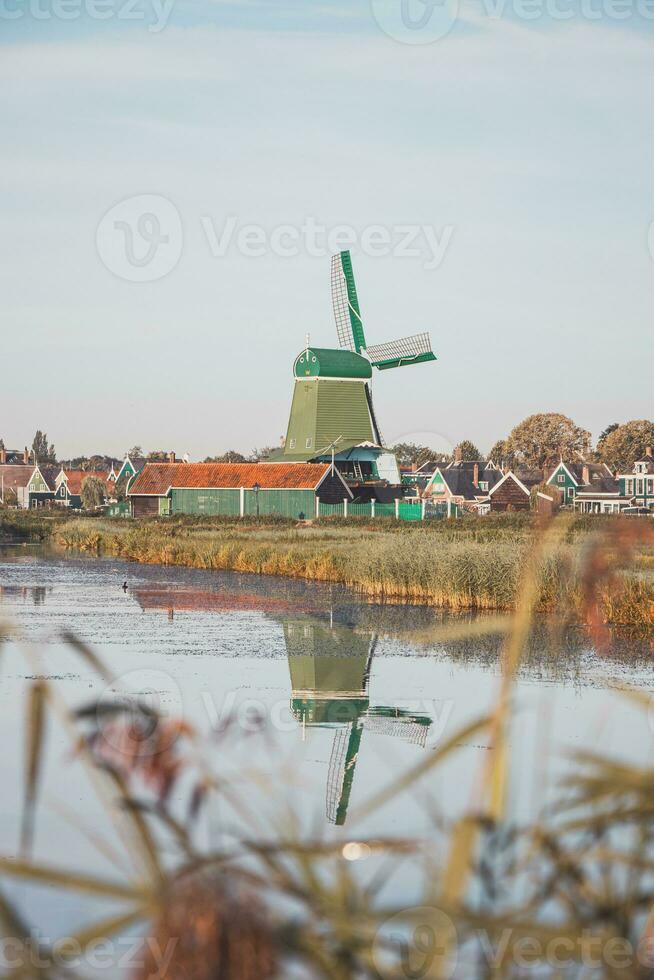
left=53, top=515, right=654, bottom=625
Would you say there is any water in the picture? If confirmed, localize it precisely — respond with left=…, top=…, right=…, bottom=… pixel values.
left=1, top=544, right=653, bottom=964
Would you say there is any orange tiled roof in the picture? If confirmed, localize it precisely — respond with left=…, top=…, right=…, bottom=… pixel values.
left=63, top=470, right=111, bottom=494
left=129, top=462, right=332, bottom=495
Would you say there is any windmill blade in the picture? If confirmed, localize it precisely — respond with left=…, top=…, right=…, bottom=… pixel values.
left=366, top=332, right=437, bottom=371
left=331, top=251, right=367, bottom=354
left=325, top=723, right=363, bottom=826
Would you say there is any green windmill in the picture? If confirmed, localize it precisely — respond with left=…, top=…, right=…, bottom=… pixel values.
left=279, top=251, right=437, bottom=481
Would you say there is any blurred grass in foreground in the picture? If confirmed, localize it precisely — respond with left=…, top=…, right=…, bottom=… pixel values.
left=0, top=514, right=654, bottom=977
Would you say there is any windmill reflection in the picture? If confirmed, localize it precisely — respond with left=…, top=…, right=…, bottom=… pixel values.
left=284, top=618, right=431, bottom=826
left=132, top=583, right=433, bottom=826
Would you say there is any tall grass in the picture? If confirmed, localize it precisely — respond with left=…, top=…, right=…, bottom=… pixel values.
left=55, top=515, right=654, bottom=625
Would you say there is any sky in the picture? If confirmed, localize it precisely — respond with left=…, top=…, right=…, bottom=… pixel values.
left=2, top=0, right=653, bottom=459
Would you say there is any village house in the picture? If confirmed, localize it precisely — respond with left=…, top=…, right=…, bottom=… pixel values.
left=422, top=458, right=531, bottom=513
left=546, top=460, right=614, bottom=506
left=53, top=468, right=115, bottom=508
left=0, top=461, right=57, bottom=508
left=572, top=450, right=654, bottom=515
left=617, top=449, right=654, bottom=511
left=128, top=461, right=352, bottom=518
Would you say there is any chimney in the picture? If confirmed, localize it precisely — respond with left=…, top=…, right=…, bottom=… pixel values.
left=23, top=447, right=30, bottom=464
left=168, top=451, right=176, bottom=463
left=454, top=447, right=462, bottom=464
left=646, top=446, right=652, bottom=457
left=582, top=464, right=590, bottom=486
left=473, top=462, right=479, bottom=487
left=0, top=447, right=5, bottom=465
left=411, top=462, right=417, bottom=473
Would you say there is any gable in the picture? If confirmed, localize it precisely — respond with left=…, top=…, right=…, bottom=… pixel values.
left=547, top=462, right=578, bottom=487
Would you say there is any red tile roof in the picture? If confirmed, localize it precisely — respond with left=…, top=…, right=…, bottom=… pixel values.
left=62, top=470, right=111, bottom=494
left=129, top=462, right=332, bottom=495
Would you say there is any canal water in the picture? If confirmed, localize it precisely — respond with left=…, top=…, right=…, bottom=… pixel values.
left=1, top=544, right=653, bottom=965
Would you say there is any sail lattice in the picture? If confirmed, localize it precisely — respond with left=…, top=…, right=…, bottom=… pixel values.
left=365, top=332, right=434, bottom=366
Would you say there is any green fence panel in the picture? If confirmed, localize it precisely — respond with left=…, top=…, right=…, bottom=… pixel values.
left=319, top=501, right=345, bottom=517
left=104, top=501, right=131, bottom=518
left=375, top=503, right=397, bottom=518
left=398, top=501, right=423, bottom=522
left=349, top=502, right=372, bottom=517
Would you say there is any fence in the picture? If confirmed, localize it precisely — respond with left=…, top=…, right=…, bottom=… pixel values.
left=315, top=498, right=461, bottom=521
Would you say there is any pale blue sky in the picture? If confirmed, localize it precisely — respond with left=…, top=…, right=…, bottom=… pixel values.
left=2, top=0, right=653, bottom=458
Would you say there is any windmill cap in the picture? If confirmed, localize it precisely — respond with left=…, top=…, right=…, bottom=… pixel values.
left=294, top=347, right=372, bottom=380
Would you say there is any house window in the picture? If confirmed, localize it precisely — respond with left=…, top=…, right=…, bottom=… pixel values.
left=557, top=473, right=565, bottom=483
left=637, top=479, right=644, bottom=495
left=479, top=481, right=488, bottom=491
left=289, top=439, right=296, bottom=449
left=305, top=437, right=313, bottom=449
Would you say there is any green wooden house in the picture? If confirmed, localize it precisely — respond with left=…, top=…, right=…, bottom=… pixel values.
left=546, top=460, right=614, bottom=505
left=17, top=465, right=57, bottom=508
left=128, top=461, right=352, bottom=518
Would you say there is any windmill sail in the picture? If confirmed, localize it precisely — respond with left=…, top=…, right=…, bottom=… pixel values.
left=331, top=251, right=366, bottom=354
left=325, top=723, right=363, bottom=826
left=365, top=333, right=435, bottom=370
left=331, top=251, right=436, bottom=371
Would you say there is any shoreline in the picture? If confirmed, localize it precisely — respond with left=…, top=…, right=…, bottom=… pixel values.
left=43, top=514, right=654, bottom=627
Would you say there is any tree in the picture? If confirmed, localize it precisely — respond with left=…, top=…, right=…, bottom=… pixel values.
left=250, top=447, right=277, bottom=461
left=505, top=414, right=591, bottom=470
left=487, top=439, right=514, bottom=467
left=597, top=420, right=654, bottom=472
left=453, top=440, right=481, bottom=462
left=597, top=423, right=619, bottom=450
left=81, top=476, right=106, bottom=511
left=128, top=446, right=143, bottom=458
left=32, top=430, right=56, bottom=463
left=204, top=451, right=247, bottom=463
left=113, top=474, right=130, bottom=502
left=390, top=442, right=443, bottom=467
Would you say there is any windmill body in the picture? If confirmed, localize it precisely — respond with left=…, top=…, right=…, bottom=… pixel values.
left=277, top=251, right=437, bottom=485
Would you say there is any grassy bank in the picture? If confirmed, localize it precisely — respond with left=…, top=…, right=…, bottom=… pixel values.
left=51, top=513, right=654, bottom=626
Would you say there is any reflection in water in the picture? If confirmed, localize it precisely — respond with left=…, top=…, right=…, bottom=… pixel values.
left=133, top=585, right=434, bottom=827
left=285, top=618, right=431, bottom=825
left=0, top=584, right=50, bottom=605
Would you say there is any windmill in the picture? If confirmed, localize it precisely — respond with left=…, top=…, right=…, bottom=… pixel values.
left=280, top=251, right=437, bottom=479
